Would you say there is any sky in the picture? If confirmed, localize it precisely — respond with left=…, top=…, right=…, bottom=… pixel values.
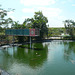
left=0, top=0, right=75, bottom=27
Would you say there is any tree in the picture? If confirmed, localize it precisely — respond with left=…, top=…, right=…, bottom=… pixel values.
left=0, top=5, right=15, bottom=28
left=0, top=6, right=7, bottom=26
left=11, top=21, right=27, bottom=43
left=63, top=20, right=75, bottom=38
left=23, top=18, right=32, bottom=28
left=23, top=11, right=48, bottom=38
left=33, top=11, right=48, bottom=38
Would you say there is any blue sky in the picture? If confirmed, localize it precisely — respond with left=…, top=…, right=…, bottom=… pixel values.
left=0, top=0, right=75, bottom=27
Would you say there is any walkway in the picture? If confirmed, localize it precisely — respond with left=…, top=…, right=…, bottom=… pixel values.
left=0, top=69, right=10, bottom=75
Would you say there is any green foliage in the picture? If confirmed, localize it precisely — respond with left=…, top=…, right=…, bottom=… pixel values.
left=63, top=36, right=75, bottom=40
left=0, top=6, right=7, bottom=26
left=0, top=6, right=15, bottom=28
left=19, top=44, right=29, bottom=48
left=63, top=20, right=75, bottom=38
left=11, top=21, right=26, bottom=29
left=33, top=11, right=48, bottom=38
left=23, top=18, right=32, bottom=28
left=17, top=36, right=25, bottom=43
left=33, top=43, right=43, bottom=49
left=11, top=21, right=27, bottom=43
left=23, top=11, right=48, bottom=38
left=48, top=27, right=65, bottom=37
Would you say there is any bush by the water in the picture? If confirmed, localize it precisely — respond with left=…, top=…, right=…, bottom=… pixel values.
left=63, top=36, right=75, bottom=40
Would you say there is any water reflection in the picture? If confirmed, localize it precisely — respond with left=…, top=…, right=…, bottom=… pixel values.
left=1, top=41, right=75, bottom=75
left=63, top=41, right=75, bottom=63
left=0, top=43, right=48, bottom=71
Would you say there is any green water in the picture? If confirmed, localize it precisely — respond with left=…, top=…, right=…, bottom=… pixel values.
left=0, top=40, right=75, bottom=75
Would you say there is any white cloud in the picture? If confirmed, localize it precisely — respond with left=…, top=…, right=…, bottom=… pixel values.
left=38, top=7, right=66, bottom=27
left=22, top=8, right=35, bottom=13
left=7, top=11, right=14, bottom=15
left=37, top=7, right=62, bottom=17
left=48, top=16, right=66, bottom=27
left=61, top=1, right=66, bottom=4
left=72, top=4, right=75, bottom=6
left=68, top=0, right=73, bottom=2
left=0, top=10, right=3, bottom=12
left=20, top=0, right=55, bottom=6
left=22, top=7, right=62, bottom=17
left=22, top=16, right=31, bottom=19
left=61, top=0, right=73, bottom=4
left=7, top=11, right=17, bottom=21
left=21, top=16, right=31, bottom=22
left=9, top=16, right=17, bottom=20
left=20, top=0, right=66, bottom=27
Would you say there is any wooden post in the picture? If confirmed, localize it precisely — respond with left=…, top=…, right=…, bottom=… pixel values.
left=7, top=35, right=9, bottom=44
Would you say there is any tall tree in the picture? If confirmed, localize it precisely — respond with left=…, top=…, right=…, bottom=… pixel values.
left=23, top=11, right=49, bottom=38
left=32, top=11, right=48, bottom=38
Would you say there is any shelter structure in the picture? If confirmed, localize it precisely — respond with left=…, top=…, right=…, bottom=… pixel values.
left=5, top=29, right=40, bottom=48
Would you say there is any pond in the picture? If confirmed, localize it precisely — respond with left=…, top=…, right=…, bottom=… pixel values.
left=0, top=40, right=75, bottom=75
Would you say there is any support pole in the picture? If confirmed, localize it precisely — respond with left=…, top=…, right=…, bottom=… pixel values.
left=30, top=36, right=31, bottom=48
left=13, top=35, right=14, bottom=46
left=7, top=35, right=9, bottom=44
